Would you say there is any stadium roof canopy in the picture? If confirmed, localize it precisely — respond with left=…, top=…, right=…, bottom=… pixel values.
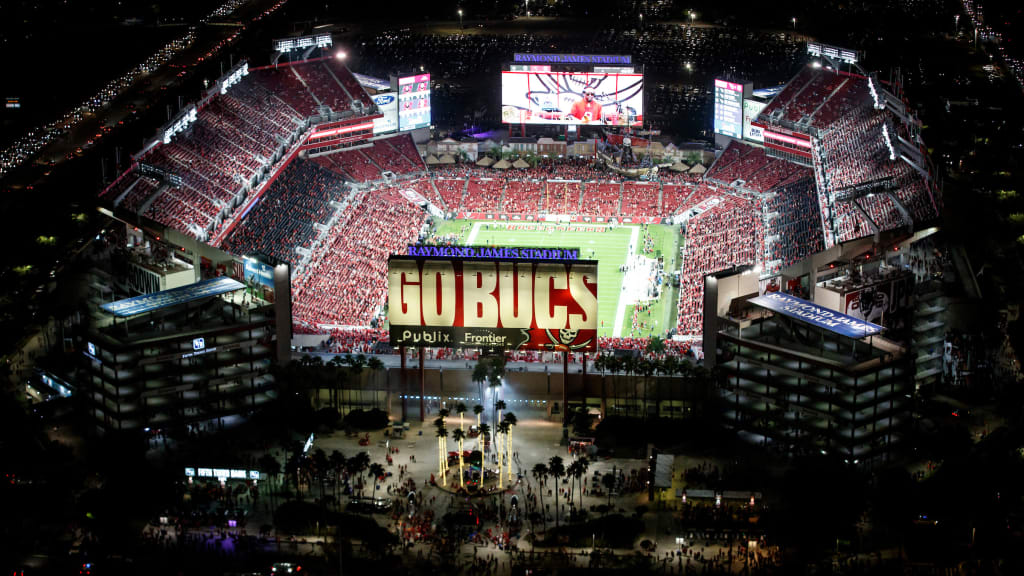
left=749, top=292, right=883, bottom=339
left=100, top=277, right=245, bottom=318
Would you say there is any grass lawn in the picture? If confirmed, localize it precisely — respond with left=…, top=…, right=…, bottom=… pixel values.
left=430, top=220, right=681, bottom=338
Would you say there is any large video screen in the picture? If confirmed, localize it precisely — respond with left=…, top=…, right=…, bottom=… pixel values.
left=742, top=99, right=767, bottom=143
left=388, top=254, right=598, bottom=351
left=372, top=92, right=398, bottom=135
left=398, top=74, right=431, bottom=131
left=501, top=71, right=644, bottom=126
left=713, top=79, right=743, bottom=139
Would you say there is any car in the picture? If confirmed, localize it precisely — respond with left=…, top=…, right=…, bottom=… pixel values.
left=271, top=563, right=303, bottom=574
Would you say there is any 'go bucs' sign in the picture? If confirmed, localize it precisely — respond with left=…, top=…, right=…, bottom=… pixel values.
left=387, top=255, right=598, bottom=351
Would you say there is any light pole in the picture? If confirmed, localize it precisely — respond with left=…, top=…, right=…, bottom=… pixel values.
left=954, top=14, right=960, bottom=36
left=791, top=17, right=797, bottom=30
left=689, top=10, right=695, bottom=26
left=458, top=9, right=463, bottom=29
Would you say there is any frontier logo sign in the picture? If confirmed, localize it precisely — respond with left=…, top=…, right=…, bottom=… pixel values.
left=387, top=255, right=598, bottom=351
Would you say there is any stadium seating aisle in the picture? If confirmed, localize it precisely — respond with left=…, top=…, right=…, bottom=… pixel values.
left=545, top=182, right=582, bottom=214
left=292, top=61, right=353, bottom=113
left=434, top=178, right=466, bottom=211
left=291, top=187, right=427, bottom=328
left=221, top=159, right=346, bottom=263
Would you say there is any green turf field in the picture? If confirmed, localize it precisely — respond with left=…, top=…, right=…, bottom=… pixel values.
left=431, top=219, right=681, bottom=339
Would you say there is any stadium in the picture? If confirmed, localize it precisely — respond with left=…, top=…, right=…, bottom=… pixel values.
left=97, top=37, right=937, bottom=356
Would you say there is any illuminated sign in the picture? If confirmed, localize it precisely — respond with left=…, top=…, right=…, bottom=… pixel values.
left=192, top=338, right=206, bottom=351
left=807, top=42, right=858, bottom=64
left=750, top=292, right=883, bottom=338
left=501, top=71, right=643, bottom=126
left=406, top=246, right=581, bottom=260
left=388, top=255, right=598, bottom=351
left=742, top=99, right=767, bottom=143
left=87, top=342, right=97, bottom=356
left=713, top=79, right=743, bottom=139
left=274, top=34, right=332, bottom=52
left=243, top=257, right=275, bottom=289
left=372, top=92, right=398, bottom=135
left=309, top=122, right=375, bottom=140
left=189, top=467, right=260, bottom=479
left=398, top=74, right=431, bottom=131
left=513, top=54, right=631, bottom=65
left=303, top=433, right=315, bottom=454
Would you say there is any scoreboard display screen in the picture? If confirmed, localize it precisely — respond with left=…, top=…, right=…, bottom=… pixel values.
left=501, top=71, right=644, bottom=126
left=398, top=74, right=431, bottom=131
left=713, top=79, right=743, bottom=139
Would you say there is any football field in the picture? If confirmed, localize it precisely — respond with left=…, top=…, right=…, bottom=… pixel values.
left=430, top=219, right=682, bottom=339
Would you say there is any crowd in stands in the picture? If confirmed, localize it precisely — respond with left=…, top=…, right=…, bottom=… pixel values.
left=502, top=181, right=545, bottom=214
left=762, top=181, right=824, bottom=276
left=291, top=186, right=427, bottom=329
left=463, top=178, right=504, bottom=211
left=434, top=178, right=465, bottom=211
left=221, top=159, right=345, bottom=263
left=314, top=148, right=383, bottom=182
left=365, top=138, right=422, bottom=175
left=582, top=183, right=622, bottom=216
left=120, top=176, right=162, bottom=213
left=620, top=182, right=660, bottom=217
left=677, top=197, right=763, bottom=335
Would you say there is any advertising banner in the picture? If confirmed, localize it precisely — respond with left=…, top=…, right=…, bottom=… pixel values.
left=244, top=257, right=275, bottom=290
left=501, top=71, right=643, bottom=126
left=388, top=255, right=598, bottom=350
left=742, top=99, right=767, bottom=143
left=372, top=92, right=398, bottom=134
left=750, top=291, right=883, bottom=338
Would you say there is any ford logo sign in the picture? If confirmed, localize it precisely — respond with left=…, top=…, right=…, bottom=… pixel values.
left=374, top=94, right=396, bottom=105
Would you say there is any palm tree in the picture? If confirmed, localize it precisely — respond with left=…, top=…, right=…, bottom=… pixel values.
left=456, top=402, right=467, bottom=432
left=503, top=412, right=518, bottom=483
left=452, top=428, right=466, bottom=487
left=548, top=456, right=566, bottom=528
left=328, top=450, right=346, bottom=509
left=601, top=472, right=616, bottom=511
left=472, top=363, right=489, bottom=405
left=312, top=448, right=330, bottom=502
left=346, top=452, right=370, bottom=495
left=496, top=421, right=509, bottom=489
left=327, top=355, right=345, bottom=409
left=473, top=404, right=484, bottom=428
left=368, top=462, right=385, bottom=501
left=576, top=457, right=590, bottom=510
left=479, top=423, right=491, bottom=460
left=532, top=463, right=549, bottom=531
left=345, top=354, right=366, bottom=414
left=367, top=356, right=385, bottom=410
left=438, top=409, right=451, bottom=471
left=257, top=453, right=281, bottom=511
left=494, top=400, right=506, bottom=479
left=435, top=424, right=448, bottom=480
left=639, top=358, right=656, bottom=420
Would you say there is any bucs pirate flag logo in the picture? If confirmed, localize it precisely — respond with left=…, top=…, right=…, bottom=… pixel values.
left=387, top=254, right=598, bottom=352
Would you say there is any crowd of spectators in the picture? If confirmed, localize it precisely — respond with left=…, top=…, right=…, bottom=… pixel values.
left=314, top=148, right=383, bottom=182
left=620, top=182, right=660, bottom=217
left=221, top=159, right=345, bottom=263
left=762, top=181, right=824, bottom=276
left=677, top=197, right=763, bottom=335
left=291, top=186, right=427, bottom=329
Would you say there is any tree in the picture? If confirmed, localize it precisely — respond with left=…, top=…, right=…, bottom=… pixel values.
left=456, top=402, right=468, bottom=432
left=472, top=362, right=489, bottom=405
left=479, top=422, right=491, bottom=465
left=473, top=404, right=484, bottom=428
left=368, top=463, right=385, bottom=501
left=346, top=452, right=370, bottom=495
left=258, top=453, right=282, bottom=510
left=452, top=428, right=467, bottom=487
left=567, top=459, right=583, bottom=515
left=532, top=463, right=549, bottom=531
left=503, top=412, right=518, bottom=484
left=548, top=456, right=566, bottom=528
left=435, top=424, right=449, bottom=480
left=496, top=421, right=510, bottom=489
left=601, top=472, right=616, bottom=510
left=328, top=450, right=346, bottom=509
left=312, top=448, right=330, bottom=502
left=576, top=457, right=590, bottom=510
left=367, top=356, right=385, bottom=410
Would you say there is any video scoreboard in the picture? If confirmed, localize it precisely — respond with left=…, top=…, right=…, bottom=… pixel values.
left=713, top=79, right=744, bottom=139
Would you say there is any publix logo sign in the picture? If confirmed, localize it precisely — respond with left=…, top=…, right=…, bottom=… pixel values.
left=374, top=94, right=396, bottom=106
